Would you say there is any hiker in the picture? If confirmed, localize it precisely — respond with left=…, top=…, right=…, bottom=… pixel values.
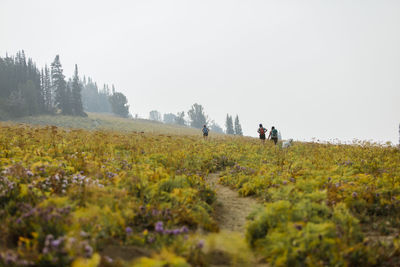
left=268, top=126, right=278, bottom=145
left=257, top=124, right=267, bottom=143
left=202, top=125, right=209, bottom=139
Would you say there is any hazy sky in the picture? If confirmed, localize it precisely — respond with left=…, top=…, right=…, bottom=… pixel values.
left=1, top=0, right=399, bottom=143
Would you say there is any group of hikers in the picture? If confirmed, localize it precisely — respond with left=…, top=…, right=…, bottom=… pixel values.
left=257, top=124, right=279, bottom=144
left=201, top=123, right=279, bottom=145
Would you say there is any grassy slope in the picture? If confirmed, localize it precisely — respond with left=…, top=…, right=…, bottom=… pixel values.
left=3, top=112, right=216, bottom=136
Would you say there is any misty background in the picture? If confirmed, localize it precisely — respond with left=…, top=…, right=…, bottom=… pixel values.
left=1, top=0, right=399, bottom=143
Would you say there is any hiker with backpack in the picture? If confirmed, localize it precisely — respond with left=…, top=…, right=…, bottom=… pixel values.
left=202, top=125, right=209, bottom=140
left=268, top=126, right=278, bottom=145
left=257, top=124, right=267, bottom=143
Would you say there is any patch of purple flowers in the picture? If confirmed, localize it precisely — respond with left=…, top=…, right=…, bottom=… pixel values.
left=197, top=240, right=205, bottom=249
left=154, top=221, right=189, bottom=236
left=125, top=227, right=133, bottom=235
left=155, top=221, right=164, bottom=233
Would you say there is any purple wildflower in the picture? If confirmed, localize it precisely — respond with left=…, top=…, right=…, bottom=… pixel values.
left=106, top=172, right=116, bottom=178
left=80, top=231, right=88, bottom=238
left=4, top=252, right=17, bottom=264
left=163, top=229, right=172, bottom=235
left=352, top=192, right=358, bottom=198
left=155, top=221, right=163, bottom=233
left=51, top=239, right=61, bottom=248
left=289, top=177, right=295, bottom=183
left=84, top=244, right=93, bottom=257
left=294, top=224, right=302, bottom=231
left=152, top=209, right=159, bottom=216
left=45, top=234, right=54, bottom=243
left=328, top=177, right=331, bottom=182
left=344, top=160, right=353, bottom=166
left=172, top=229, right=180, bottom=235
left=282, top=180, right=287, bottom=185
left=197, top=240, right=205, bottom=249
left=125, top=227, right=133, bottom=235
left=180, top=226, right=189, bottom=234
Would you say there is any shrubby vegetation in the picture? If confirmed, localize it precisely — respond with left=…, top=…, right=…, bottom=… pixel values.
left=0, top=122, right=399, bottom=266
left=0, top=123, right=233, bottom=266
left=219, top=139, right=400, bottom=266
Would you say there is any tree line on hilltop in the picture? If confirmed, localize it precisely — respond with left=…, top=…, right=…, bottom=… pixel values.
left=0, top=51, right=130, bottom=119
left=0, top=51, right=244, bottom=135
left=148, top=103, right=243, bottom=135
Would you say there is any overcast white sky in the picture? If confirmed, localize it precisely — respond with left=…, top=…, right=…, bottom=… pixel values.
left=1, top=0, right=399, bottom=143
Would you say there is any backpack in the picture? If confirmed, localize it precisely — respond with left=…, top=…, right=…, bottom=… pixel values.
left=259, top=127, right=265, bottom=135
left=271, top=129, right=278, bottom=138
left=203, top=127, right=208, bottom=134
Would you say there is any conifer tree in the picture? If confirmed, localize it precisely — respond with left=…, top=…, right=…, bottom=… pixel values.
left=51, top=55, right=68, bottom=114
left=234, top=115, right=243, bottom=136
left=225, top=114, right=234, bottom=134
left=43, top=65, right=52, bottom=112
left=64, top=84, right=73, bottom=115
left=71, top=64, right=86, bottom=116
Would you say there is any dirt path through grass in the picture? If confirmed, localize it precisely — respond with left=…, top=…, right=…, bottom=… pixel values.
left=207, top=173, right=259, bottom=232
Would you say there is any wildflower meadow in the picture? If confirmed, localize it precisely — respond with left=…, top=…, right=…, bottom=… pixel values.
left=0, top=123, right=399, bottom=266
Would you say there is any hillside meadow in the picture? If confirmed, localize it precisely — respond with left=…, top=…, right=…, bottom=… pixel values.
left=6, top=113, right=204, bottom=136
left=0, top=120, right=399, bottom=266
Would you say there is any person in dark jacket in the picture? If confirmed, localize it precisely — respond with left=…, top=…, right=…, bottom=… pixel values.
left=202, top=125, right=209, bottom=140
left=268, top=126, right=278, bottom=145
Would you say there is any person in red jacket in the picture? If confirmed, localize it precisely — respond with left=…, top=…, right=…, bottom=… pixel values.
left=257, top=124, right=267, bottom=143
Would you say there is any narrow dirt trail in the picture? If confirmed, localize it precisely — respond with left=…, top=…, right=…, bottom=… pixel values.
left=207, top=173, right=259, bottom=232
